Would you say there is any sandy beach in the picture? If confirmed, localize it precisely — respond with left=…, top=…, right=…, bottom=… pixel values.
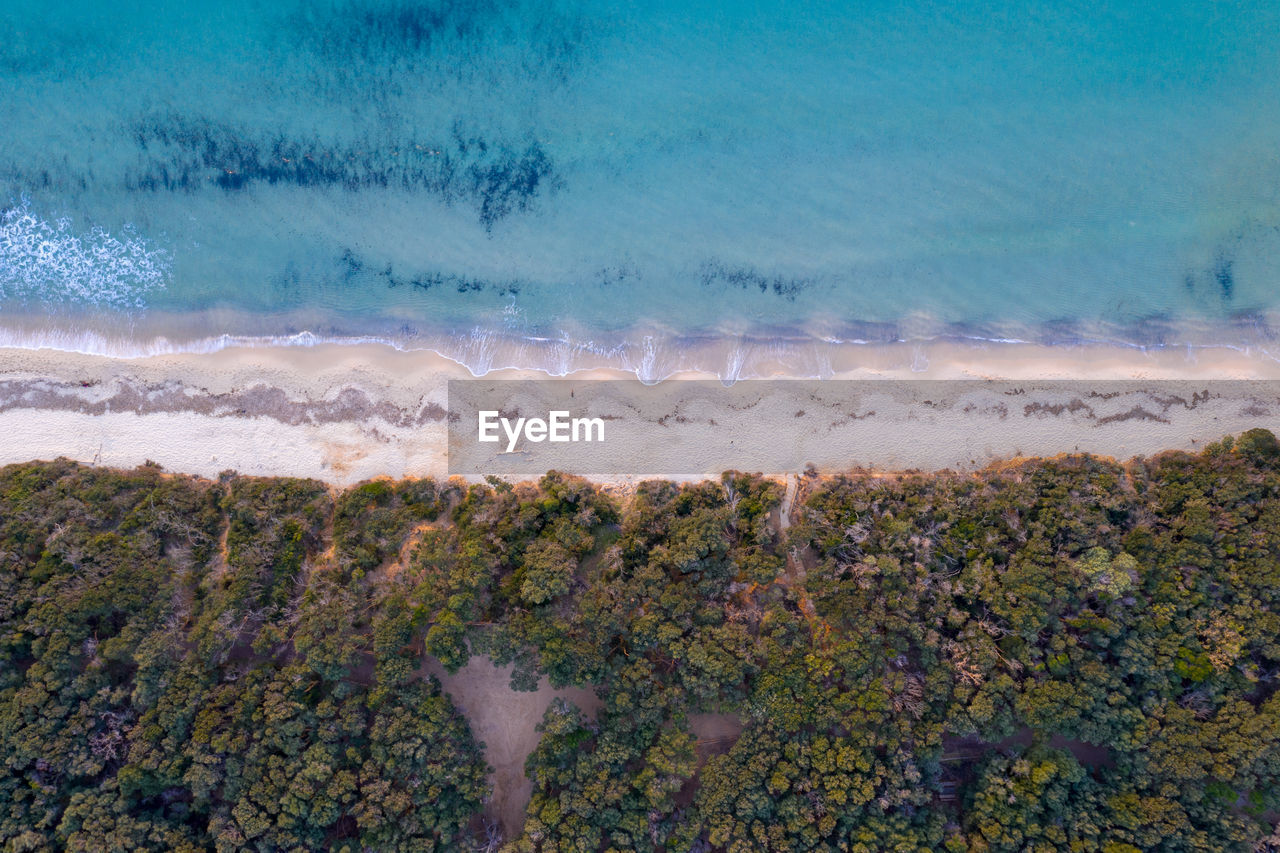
left=1, top=339, right=1279, bottom=484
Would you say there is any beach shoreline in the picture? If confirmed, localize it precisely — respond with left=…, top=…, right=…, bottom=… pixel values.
left=2, top=339, right=1279, bottom=484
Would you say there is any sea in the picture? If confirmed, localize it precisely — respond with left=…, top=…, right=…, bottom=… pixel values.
left=3, top=0, right=1280, bottom=380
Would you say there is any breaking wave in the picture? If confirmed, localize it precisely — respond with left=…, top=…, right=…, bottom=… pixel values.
left=0, top=198, right=170, bottom=309
left=1, top=317, right=1277, bottom=386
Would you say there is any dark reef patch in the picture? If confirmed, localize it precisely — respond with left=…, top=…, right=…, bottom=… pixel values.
left=698, top=261, right=809, bottom=301
left=1183, top=249, right=1239, bottom=305
left=337, top=248, right=525, bottom=295
left=593, top=259, right=641, bottom=287
left=1213, top=252, right=1234, bottom=301
left=303, top=0, right=503, bottom=58
left=287, top=0, right=587, bottom=85
left=127, top=115, right=561, bottom=229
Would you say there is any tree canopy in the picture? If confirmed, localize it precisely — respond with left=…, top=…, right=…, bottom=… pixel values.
left=3, top=434, right=1280, bottom=850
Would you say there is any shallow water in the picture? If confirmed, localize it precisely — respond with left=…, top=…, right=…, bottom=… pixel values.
left=3, top=0, right=1280, bottom=375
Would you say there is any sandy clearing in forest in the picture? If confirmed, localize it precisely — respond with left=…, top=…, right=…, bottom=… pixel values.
left=420, top=658, right=748, bottom=841
left=688, top=712, right=745, bottom=748
left=421, top=656, right=600, bottom=842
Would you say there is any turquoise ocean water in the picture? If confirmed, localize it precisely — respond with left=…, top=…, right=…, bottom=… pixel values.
left=3, top=0, right=1280, bottom=378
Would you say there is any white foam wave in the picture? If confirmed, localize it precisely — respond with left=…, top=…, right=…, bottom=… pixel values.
left=0, top=320, right=1277, bottom=383
left=0, top=198, right=170, bottom=309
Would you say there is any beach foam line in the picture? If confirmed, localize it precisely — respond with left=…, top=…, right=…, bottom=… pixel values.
left=1, top=320, right=1280, bottom=384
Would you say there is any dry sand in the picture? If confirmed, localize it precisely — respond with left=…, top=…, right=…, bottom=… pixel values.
left=0, top=340, right=1278, bottom=483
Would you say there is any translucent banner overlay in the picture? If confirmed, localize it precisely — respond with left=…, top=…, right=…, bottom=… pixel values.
left=447, top=380, right=1280, bottom=478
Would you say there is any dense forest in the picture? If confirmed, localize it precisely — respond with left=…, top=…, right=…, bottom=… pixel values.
left=4, top=431, right=1280, bottom=851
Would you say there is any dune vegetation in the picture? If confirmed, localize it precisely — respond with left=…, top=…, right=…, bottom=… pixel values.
left=4, top=432, right=1280, bottom=850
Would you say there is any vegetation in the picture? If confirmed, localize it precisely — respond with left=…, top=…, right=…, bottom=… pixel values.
left=0, top=466, right=485, bottom=852
left=3, top=433, right=1280, bottom=850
